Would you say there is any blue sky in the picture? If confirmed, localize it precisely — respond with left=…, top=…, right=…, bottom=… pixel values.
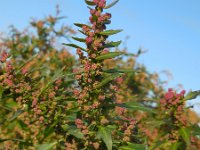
left=0, top=0, right=200, bottom=111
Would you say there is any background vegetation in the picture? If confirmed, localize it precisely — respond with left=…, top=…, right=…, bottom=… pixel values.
left=0, top=0, right=200, bottom=149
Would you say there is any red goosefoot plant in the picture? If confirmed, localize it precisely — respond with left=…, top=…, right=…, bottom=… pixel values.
left=0, top=0, right=200, bottom=150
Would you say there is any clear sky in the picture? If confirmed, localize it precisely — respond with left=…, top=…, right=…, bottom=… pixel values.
left=0, top=0, right=200, bottom=111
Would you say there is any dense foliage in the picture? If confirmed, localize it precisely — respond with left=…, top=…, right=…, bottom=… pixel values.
left=0, top=0, right=200, bottom=149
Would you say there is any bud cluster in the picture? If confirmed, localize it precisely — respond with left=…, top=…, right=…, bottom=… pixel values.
left=160, top=88, right=187, bottom=126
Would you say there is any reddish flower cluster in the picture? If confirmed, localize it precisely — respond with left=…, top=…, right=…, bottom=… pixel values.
left=0, top=50, right=8, bottom=63
left=93, top=0, right=106, bottom=8
left=160, top=88, right=187, bottom=126
left=161, top=88, right=185, bottom=106
left=121, top=118, right=136, bottom=142
left=159, top=88, right=191, bottom=143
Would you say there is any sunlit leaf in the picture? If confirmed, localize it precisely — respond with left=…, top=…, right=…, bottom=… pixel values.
left=104, top=0, right=120, bottom=9
left=184, top=90, right=200, bottom=101
left=63, top=43, right=87, bottom=52
left=0, top=85, right=3, bottom=100
left=96, top=52, right=124, bottom=60
left=104, top=20, right=111, bottom=24
left=190, top=125, right=200, bottom=136
left=85, top=0, right=96, bottom=6
left=62, top=125, right=84, bottom=139
left=36, top=142, right=57, bottom=150
left=119, top=143, right=146, bottom=150
left=72, top=37, right=86, bottom=42
left=99, top=29, right=123, bottom=36
left=74, top=23, right=91, bottom=29
left=179, top=128, right=190, bottom=145
left=104, top=41, right=121, bottom=48
left=16, top=54, right=38, bottom=74
left=0, top=138, right=25, bottom=143
left=95, top=73, right=122, bottom=89
left=103, top=68, right=135, bottom=73
left=38, top=67, right=64, bottom=96
left=97, top=126, right=112, bottom=150
left=8, top=109, right=24, bottom=121
left=171, top=142, right=181, bottom=150
left=118, top=101, right=155, bottom=113
left=149, top=141, right=165, bottom=150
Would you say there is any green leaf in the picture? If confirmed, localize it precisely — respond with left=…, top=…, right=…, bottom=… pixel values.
left=72, top=37, right=86, bottom=42
left=149, top=141, right=165, bottom=150
left=96, top=52, right=124, bottom=60
left=184, top=90, right=200, bottom=101
left=63, top=43, right=87, bottom=52
left=0, top=138, right=25, bottom=143
left=171, top=142, right=181, bottom=150
left=36, top=142, right=57, bottom=150
left=79, top=29, right=87, bottom=35
left=119, top=143, right=146, bottom=150
left=68, top=127, right=84, bottom=139
left=104, top=0, right=120, bottom=9
left=95, top=73, right=122, bottom=89
left=17, top=54, right=38, bottom=71
left=85, top=0, right=96, bottom=6
left=104, top=20, right=111, bottom=24
left=0, top=85, right=3, bottom=100
left=97, top=126, right=112, bottom=150
left=119, top=101, right=155, bottom=113
left=8, top=109, right=24, bottom=121
left=99, top=29, right=123, bottom=36
left=62, top=125, right=84, bottom=139
left=43, top=127, right=55, bottom=140
left=190, top=125, right=200, bottom=136
left=103, top=68, right=135, bottom=73
left=39, top=67, right=64, bottom=96
left=104, top=41, right=121, bottom=48
left=179, top=127, right=190, bottom=145
left=74, top=23, right=91, bottom=29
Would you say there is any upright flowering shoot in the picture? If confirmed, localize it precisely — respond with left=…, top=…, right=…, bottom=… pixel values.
left=154, top=89, right=200, bottom=149
left=64, top=0, right=128, bottom=149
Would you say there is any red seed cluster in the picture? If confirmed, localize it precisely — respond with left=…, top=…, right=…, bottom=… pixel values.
left=0, top=51, right=9, bottom=63
left=159, top=88, right=190, bottom=143
left=160, top=88, right=185, bottom=108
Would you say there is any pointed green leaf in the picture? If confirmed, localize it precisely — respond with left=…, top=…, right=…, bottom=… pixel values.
left=99, top=29, right=123, bottom=36
left=95, top=73, right=122, bottom=89
left=78, top=29, right=87, bottom=35
left=96, top=52, right=124, bottom=60
left=184, top=90, right=200, bottom=101
left=97, top=126, right=112, bottom=150
left=15, top=53, right=38, bottom=74
left=68, top=126, right=84, bottom=139
left=179, top=128, right=190, bottom=145
left=103, top=68, right=135, bottom=73
left=104, top=0, right=119, bottom=9
left=85, top=0, right=96, bottom=6
left=0, top=85, right=3, bottom=100
left=190, top=125, right=200, bottom=136
left=119, top=101, right=155, bottom=113
left=39, top=67, right=64, bottom=96
left=62, top=125, right=84, bottom=139
left=72, top=37, right=86, bottom=42
left=0, top=138, right=25, bottom=143
left=104, top=41, right=121, bottom=48
left=63, top=43, right=87, bottom=52
left=119, top=143, right=146, bottom=150
left=74, top=23, right=91, bottom=29
left=171, top=142, right=181, bottom=150
left=104, top=20, right=111, bottom=24
left=149, top=141, right=165, bottom=150
left=36, top=142, right=57, bottom=150
left=8, top=109, right=24, bottom=121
